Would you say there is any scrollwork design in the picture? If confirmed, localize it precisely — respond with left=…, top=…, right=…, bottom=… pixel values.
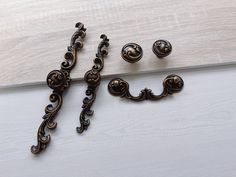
left=121, top=43, right=143, bottom=63
left=76, top=34, right=109, bottom=134
left=152, top=39, right=172, bottom=58
left=31, top=22, right=86, bottom=154
left=108, top=74, right=184, bottom=101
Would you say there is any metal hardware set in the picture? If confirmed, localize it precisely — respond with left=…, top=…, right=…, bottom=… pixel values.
left=31, top=22, right=184, bottom=154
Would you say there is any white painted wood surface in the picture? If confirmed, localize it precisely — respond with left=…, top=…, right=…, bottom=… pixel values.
left=0, top=65, right=236, bottom=177
left=0, top=0, right=236, bottom=87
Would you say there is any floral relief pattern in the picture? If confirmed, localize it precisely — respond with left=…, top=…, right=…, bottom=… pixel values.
left=76, top=34, right=109, bottom=134
left=31, top=22, right=86, bottom=154
left=108, top=74, right=184, bottom=101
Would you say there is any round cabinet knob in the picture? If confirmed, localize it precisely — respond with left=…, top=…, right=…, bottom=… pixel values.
left=121, top=43, right=143, bottom=63
left=152, top=40, right=172, bottom=58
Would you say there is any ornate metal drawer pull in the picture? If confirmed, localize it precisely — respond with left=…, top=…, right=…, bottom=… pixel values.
left=76, top=34, right=109, bottom=134
left=31, top=22, right=86, bottom=154
left=108, top=74, right=184, bottom=101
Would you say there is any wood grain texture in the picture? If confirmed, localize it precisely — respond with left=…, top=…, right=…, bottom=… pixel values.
left=0, top=66, right=236, bottom=177
left=0, top=0, right=236, bottom=87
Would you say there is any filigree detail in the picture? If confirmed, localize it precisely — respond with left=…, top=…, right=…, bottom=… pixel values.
left=46, top=70, right=70, bottom=92
left=76, top=34, right=109, bottom=134
left=31, top=22, right=86, bottom=154
left=152, top=39, right=172, bottom=58
left=121, top=43, right=143, bottom=63
left=108, top=74, right=184, bottom=101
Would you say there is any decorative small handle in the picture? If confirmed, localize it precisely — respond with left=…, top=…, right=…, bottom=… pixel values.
left=108, top=74, right=184, bottom=101
left=76, top=34, right=109, bottom=134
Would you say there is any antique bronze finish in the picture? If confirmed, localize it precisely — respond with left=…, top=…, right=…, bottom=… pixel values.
left=152, top=40, right=172, bottom=58
left=121, top=43, right=143, bottom=63
left=108, top=74, right=184, bottom=101
left=31, top=22, right=86, bottom=154
left=76, top=34, right=109, bottom=134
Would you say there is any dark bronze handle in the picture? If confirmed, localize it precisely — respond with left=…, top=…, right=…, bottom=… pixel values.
left=108, top=74, right=184, bottom=101
left=76, top=34, right=109, bottom=134
left=31, top=22, right=86, bottom=154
